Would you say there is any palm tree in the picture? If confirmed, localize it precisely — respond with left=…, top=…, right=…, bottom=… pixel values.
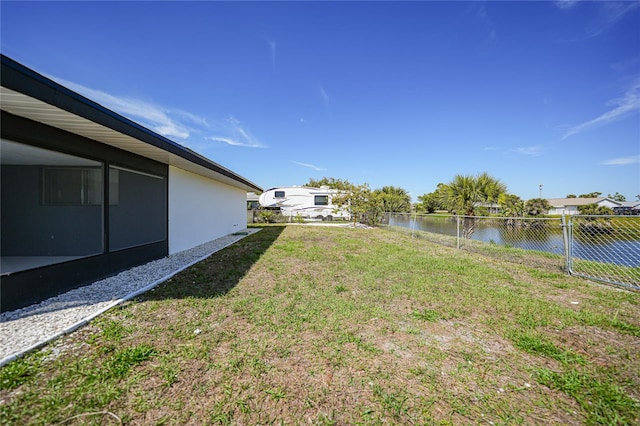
left=439, top=175, right=475, bottom=216
left=477, top=172, right=506, bottom=206
left=524, top=198, right=552, bottom=217
left=440, top=173, right=506, bottom=215
left=498, top=193, right=525, bottom=218
left=440, top=173, right=507, bottom=238
left=375, top=186, right=411, bottom=213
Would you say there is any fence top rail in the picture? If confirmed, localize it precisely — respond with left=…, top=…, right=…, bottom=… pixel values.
left=573, top=214, right=640, bottom=219
left=387, top=212, right=562, bottom=221
left=456, top=215, right=561, bottom=221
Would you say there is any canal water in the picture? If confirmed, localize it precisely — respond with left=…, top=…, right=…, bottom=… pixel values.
left=388, top=215, right=640, bottom=267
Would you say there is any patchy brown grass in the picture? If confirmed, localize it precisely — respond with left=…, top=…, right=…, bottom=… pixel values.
left=1, top=225, right=639, bottom=425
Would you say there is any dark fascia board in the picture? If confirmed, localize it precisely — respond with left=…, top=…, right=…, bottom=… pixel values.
left=0, top=54, right=262, bottom=193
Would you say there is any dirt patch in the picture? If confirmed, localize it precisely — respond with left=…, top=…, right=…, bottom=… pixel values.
left=545, top=325, right=640, bottom=397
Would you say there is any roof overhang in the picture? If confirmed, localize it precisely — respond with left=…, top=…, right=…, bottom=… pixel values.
left=1, top=55, right=262, bottom=193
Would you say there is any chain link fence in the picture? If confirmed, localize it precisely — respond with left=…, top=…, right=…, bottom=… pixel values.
left=381, top=212, right=640, bottom=290
left=568, top=215, right=640, bottom=289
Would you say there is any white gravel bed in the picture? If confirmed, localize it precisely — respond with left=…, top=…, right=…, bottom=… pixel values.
left=0, top=228, right=260, bottom=367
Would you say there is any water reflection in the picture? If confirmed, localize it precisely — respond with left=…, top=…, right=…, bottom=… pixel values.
left=389, top=215, right=640, bottom=267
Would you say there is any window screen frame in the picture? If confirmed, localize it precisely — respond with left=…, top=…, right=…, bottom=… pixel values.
left=42, top=166, right=103, bottom=206
left=314, top=195, right=329, bottom=206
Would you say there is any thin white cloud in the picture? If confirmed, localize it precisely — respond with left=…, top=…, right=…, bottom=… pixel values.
left=468, top=3, right=497, bottom=50
left=554, top=0, right=579, bottom=10
left=319, top=85, right=330, bottom=108
left=207, top=136, right=246, bottom=147
left=586, top=2, right=640, bottom=38
left=174, top=110, right=209, bottom=127
left=208, top=116, right=266, bottom=148
left=556, top=1, right=640, bottom=38
left=49, top=76, right=197, bottom=140
left=562, top=79, right=640, bottom=140
left=261, top=36, right=277, bottom=69
left=601, top=155, right=640, bottom=166
left=513, top=145, right=544, bottom=157
left=46, top=75, right=265, bottom=152
left=291, top=160, right=326, bottom=172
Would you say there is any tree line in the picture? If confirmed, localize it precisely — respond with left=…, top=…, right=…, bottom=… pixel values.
left=304, top=174, right=629, bottom=225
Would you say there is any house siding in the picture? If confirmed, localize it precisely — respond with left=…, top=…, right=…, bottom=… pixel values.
left=168, top=166, right=245, bottom=254
left=549, top=206, right=580, bottom=215
left=0, top=116, right=169, bottom=312
left=547, top=198, right=621, bottom=215
left=1, top=55, right=260, bottom=312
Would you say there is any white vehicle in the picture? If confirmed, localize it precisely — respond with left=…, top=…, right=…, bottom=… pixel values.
left=258, top=186, right=349, bottom=220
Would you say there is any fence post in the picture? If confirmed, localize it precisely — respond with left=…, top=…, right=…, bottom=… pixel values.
left=411, top=212, right=416, bottom=238
left=456, top=215, right=460, bottom=249
left=561, top=215, right=570, bottom=274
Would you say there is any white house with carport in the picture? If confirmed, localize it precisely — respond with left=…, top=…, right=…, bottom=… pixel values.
left=546, top=197, right=620, bottom=215
left=613, top=201, right=640, bottom=215
left=0, top=55, right=262, bottom=312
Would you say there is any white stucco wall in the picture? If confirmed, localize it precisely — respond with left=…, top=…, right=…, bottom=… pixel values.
left=549, top=206, right=579, bottom=215
left=598, top=200, right=619, bottom=209
left=549, top=199, right=620, bottom=215
left=168, top=166, right=246, bottom=254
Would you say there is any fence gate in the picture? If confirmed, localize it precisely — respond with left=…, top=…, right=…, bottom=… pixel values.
left=567, top=215, right=640, bottom=290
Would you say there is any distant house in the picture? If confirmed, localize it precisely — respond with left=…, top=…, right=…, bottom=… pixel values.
left=475, top=202, right=502, bottom=215
left=546, top=197, right=620, bottom=215
left=247, top=192, right=260, bottom=210
left=613, top=201, right=640, bottom=215
left=1, top=55, right=262, bottom=312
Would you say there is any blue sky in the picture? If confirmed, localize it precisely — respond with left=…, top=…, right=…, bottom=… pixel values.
left=2, top=1, right=639, bottom=202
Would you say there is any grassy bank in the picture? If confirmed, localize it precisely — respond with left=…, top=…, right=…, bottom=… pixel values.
left=1, top=225, right=639, bottom=425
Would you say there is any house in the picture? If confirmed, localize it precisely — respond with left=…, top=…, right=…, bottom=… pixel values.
left=247, top=192, right=260, bottom=210
left=0, top=55, right=262, bottom=312
left=546, top=197, right=620, bottom=215
left=474, top=202, right=502, bottom=215
left=613, top=201, right=640, bottom=215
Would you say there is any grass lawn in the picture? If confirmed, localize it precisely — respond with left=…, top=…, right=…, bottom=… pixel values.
left=1, top=225, right=639, bottom=425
